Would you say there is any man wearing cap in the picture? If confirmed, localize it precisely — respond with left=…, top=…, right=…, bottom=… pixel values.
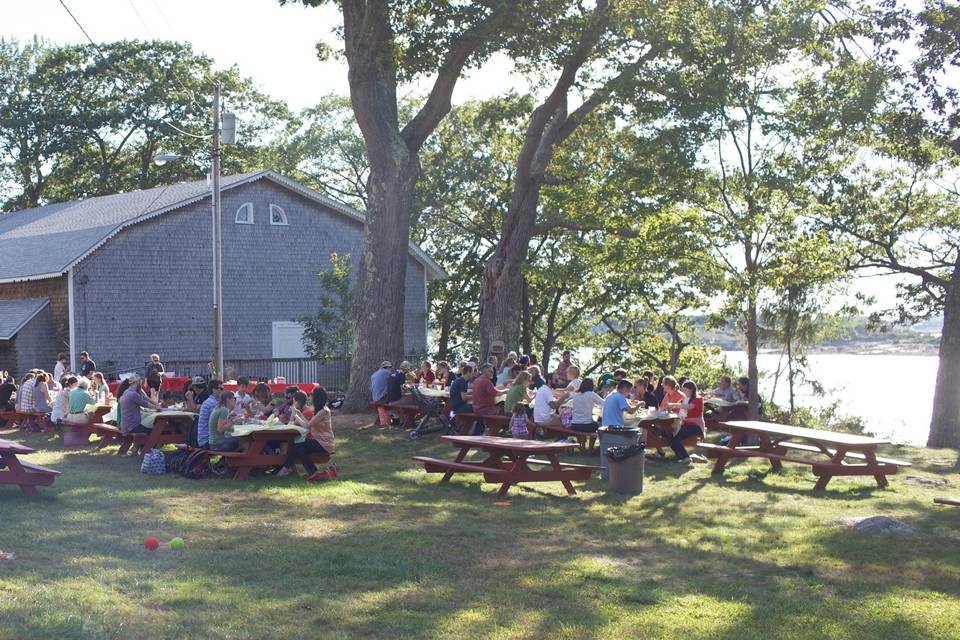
left=386, top=362, right=411, bottom=403
left=370, top=361, right=393, bottom=425
left=119, top=374, right=162, bottom=436
left=185, top=376, right=206, bottom=412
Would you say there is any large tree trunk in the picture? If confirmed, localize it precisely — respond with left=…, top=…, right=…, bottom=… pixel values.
left=342, top=148, right=420, bottom=411
left=478, top=192, right=539, bottom=358
left=928, top=256, right=960, bottom=448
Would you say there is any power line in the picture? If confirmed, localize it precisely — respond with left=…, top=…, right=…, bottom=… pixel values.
left=57, top=0, right=208, bottom=139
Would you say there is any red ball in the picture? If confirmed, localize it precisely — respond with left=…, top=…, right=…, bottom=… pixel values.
left=144, top=536, right=160, bottom=551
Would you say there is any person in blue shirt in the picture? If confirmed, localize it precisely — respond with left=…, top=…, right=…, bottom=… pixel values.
left=369, top=361, right=393, bottom=402
left=196, top=379, right=223, bottom=447
left=386, top=362, right=411, bottom=402
left=601, top=380, right=642, bottom=426
left=449, top=364, right=476, bottom=414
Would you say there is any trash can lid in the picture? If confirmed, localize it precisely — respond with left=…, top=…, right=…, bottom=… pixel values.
left=597, top=426, right=641, bottom=434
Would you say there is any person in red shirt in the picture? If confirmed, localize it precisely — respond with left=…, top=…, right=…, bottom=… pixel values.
left=668, top=381, right=705, bottom=464
left=658, top=376, right=685, bottom=411
left=469, top=364, right=501, bottom=435
left=416, top=361, right=437, bottom=384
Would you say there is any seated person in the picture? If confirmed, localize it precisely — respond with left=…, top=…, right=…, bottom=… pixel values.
left=532, top=373, right=561, bottom=427
left=184, top=376, right=206, bottom=412
left=570, top=377, right=605, bottom=432
left=668, top=381, right=705, bottom=464
left=503, top=371, right=534, bottom=419
left=733, top=376, right=750, bottom=402
left=0, top=375, right=16, bottom=412
left=249, top=382, right=275, bottom=419
left=416, top=361, right=436, bottom=384
left=209, top=391, right=243, bottom=451
left=272, top=386, right=299, bottom=424
left=196, top=379, right=224, bottom=447
left=706, top=375, right=738, bottom=402
left=386, top=362, right=411, bottom=403
left=449, top=364, right=475, bottom=415
left=118, top=374, right=162, bottom=435
left=658, top=376, right=685, bottom=411
left=601, top=380, right=642, bottom=427
left=280, top=386, right=337, bottom=482
left=469, top=364, right=501, bottom=435
left=435, top=361, right=453, bottom=387
left=65, top=377, right=96, bottom=425
left=557, top=366, right=582, bottom=404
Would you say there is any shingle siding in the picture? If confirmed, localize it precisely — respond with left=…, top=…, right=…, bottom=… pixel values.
left=10, top=305, right=56, bottom=376
left=70, top=181, right=428, bottom=372
left=0, top=276, right=69, bottom=353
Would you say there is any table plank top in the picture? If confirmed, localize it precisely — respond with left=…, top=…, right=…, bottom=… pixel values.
left=720, top=420, right=889, bottom=447
left=442, top=435, right=574, bottom=452
left=0, top=438, right=35, bottom=454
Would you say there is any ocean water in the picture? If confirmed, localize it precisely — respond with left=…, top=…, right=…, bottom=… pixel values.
left=722, top=351, right=938, bottom=445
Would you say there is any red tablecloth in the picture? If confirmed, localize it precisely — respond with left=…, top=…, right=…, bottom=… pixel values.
left=108, top=376, right=192, bottom=395
left=222, top=382, right=319, bottom=395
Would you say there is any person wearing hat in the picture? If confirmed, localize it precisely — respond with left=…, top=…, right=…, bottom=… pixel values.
left=370, top=361, right=393, bottom=425
left=386, top=361, right=412, bottom=403
left=119, top=373, right=163, bottom=436
left=184, top=376, right=206, bottom=412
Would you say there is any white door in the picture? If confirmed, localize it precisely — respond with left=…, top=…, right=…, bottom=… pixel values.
left=272, top=321, right=308, bottom=358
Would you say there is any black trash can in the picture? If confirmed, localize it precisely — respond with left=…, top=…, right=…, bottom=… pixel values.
left=597, top=426, right=642, bottom=480
left=606, top=443, right=646, bottom=494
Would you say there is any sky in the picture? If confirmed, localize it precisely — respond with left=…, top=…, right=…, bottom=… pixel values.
left=4, top=0, right=906, bottom=312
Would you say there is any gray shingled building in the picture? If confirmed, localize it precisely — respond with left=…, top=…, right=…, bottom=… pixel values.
left=0, top=170, right=443, bottom=380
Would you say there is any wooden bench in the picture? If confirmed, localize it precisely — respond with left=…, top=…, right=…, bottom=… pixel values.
left=934, top=497, right=960, bottom=507
left=453, top=412, right=511, bottom=436
left=0, top=438, right=61, bottom=496
left=178, top=430, right=330, bottom=479
left=526, top=458, right=604, bottom=471
left=539, top=424, right=597, bottom=451
left=371, top=401, right=420, bottom=428
left=0, top=410, right=49, bottom=431
left=413, top=455, right=508, bottom=476
left=771, top=441, right=912, bottom=467
left=67, top=422, right=126, bottom=450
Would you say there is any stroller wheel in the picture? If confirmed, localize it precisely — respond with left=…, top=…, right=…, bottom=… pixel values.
left=409, top=429, right=421, bottom=440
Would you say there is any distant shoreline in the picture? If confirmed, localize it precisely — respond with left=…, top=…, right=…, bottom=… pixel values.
left=720, top=345, right=939, bottom=357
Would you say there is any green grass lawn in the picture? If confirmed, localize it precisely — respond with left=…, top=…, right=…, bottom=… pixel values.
left=1, top=416, right=958, bottom=640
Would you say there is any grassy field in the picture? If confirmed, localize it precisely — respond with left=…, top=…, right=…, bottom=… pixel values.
left=1, top=416, right=958, bottom=640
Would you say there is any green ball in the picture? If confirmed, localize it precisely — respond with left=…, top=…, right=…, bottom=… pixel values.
left=170, top=537, right=185, bottom=550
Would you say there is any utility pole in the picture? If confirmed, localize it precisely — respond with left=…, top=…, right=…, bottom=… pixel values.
left=211, top=81, right=224, bottom=379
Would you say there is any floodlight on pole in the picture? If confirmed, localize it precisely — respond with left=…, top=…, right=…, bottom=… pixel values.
left=153, top=153, right=183, bottom=166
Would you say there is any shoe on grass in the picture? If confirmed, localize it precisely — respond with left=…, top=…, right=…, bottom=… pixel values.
left=676, top=457, right=692, bottom=465
left=276, top=466, right=292, bottom=477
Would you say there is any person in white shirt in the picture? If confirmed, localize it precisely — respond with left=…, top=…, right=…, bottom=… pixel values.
left=233, top=376, right=252, bottom=416
left=53, top=353, right=68, bottom=382
left=570, top=378, right=605, bottom=432
left=532, top=377, right=561, bottom=427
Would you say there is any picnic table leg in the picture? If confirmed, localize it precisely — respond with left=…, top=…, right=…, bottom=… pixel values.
left=759, top=435, right=782, bottom=471
left=862, top=450, right=889, bottom=488
left=546, top=453, right=577, bottom=495
left=711, top=432, right=742, bottom=475
left=1, top=451, right=38, bottom=496
left=441, top=446, right=471, bottom=483
left=814, top=447, right=848, bottom=490
left=496, top=453, right=524, bottom=497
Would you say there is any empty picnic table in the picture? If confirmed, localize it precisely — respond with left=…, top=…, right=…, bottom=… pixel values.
left=413, top=435, right=602, bottom=496
left=0, top=438, right=60, bottom=496
left=701, top=420, right=911, bottom=490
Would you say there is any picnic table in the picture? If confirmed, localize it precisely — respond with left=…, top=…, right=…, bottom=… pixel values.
left=0, top=438, right=60, bottom=495
left=413, top=435, right=603, bottom=496
left=704, top=398, right=748, bottom=424
left=185, top=420, right=317, bottom=480
left=117, top=410, right=196, bottom=457
left=700, top=420, right=911, bottom=490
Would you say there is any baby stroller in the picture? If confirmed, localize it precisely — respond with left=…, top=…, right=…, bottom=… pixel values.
left=408, top=387, right=453, bottom=440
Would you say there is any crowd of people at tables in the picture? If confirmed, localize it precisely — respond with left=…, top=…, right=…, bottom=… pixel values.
left=1, top=351, right=337, bottom=484
left=370, top=350, right=750, bottom=465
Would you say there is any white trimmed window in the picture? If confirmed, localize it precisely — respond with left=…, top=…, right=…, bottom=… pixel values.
left=234, top=202, right=254, bottom=224
left=269, top=204, right=288, bottom=226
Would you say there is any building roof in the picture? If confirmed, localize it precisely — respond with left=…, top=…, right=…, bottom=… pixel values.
left=0, top=170, right=446, bottom=283
left=0, top=297, right=49, bottom=340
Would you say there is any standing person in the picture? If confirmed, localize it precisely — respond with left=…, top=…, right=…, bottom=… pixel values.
left=279, top=386, right=336, bottom=482
left=145, top=353, right=164, bottom=399
left=570, top=378, right=606, bottom=433
left=119, top=374, right=162, bottom=435
left=510, top=403, right=530, bottom=439
left=601, top=380, right=642, bottom=427
left=53, top=353, right=68, bottom=381
left=553, top=350, right=573, bottom=387
left=208, top=391, right=243, bottom=451
left=196, top=379, right=224, bottom=447
left=668, top=381, right=706, bottom=464
left=79, top=351, right=96, bottom=377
